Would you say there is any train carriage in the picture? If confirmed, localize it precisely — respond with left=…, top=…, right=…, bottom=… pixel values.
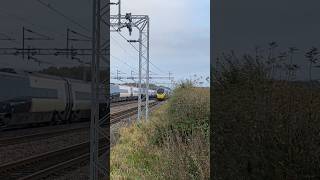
left=0, top=70, right=108, bottom=128
left=110, top=84, right=121, bottom=102
left=0, top=71, right=68, bottom=126
left=0, top=69, right=159, bottom=128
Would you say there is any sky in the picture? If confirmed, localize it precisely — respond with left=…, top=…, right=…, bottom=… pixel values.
left=0, top=0, right=210, bottom=87
left=214, top=0, right=320, bottom=80
left=0, top=0, right=94, bottom=69
left=110, top=0, right=210, bottom=86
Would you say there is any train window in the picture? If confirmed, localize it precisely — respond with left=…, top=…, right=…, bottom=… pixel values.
left=0, top=74, right=59, bottom=100
left=0, top=74, right=30, bottom=101
left=75, top=91, right=91, bottom=100
left=31, top=88, right=58, bottom=99
left=119, top=89, right=129, bottom=93
left=110, top=85, right=120, bottom=93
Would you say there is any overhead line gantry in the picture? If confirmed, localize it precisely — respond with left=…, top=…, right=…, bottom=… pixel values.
left=109, top=1, right=150, bottom=121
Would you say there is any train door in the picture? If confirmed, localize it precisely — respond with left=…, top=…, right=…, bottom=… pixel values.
left=64, top=79, right=73, bottom=122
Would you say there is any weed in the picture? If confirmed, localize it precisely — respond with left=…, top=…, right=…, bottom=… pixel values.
left=111, top=84, right=210, bottom=179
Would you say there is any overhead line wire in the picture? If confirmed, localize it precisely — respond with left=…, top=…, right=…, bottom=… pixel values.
left=110, top=24, right=167, bottom=75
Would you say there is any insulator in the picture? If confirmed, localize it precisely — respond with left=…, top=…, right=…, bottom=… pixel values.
left=125, top=13, right=132, bottom=22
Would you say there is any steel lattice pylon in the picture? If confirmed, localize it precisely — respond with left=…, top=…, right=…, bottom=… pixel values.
left=110, top=12, right=150, bottom=121
left=90, top=1, right=150, bottom=178
left=90, top=0, right=110, bottom=179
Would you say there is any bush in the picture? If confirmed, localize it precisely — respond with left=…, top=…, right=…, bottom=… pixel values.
left=111, top=83, right=210, bottom=179
left=156, top=85, right=210, bottom=179
left=212, top=45, right=320, bottom=179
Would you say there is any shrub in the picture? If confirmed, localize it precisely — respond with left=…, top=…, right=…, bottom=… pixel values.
left=111, top=83, right=210, bottom=179
left=212, top=45, right=320, bottom=179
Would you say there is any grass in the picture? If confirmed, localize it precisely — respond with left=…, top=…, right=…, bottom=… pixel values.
left=111, top=85, right=210, bottom=179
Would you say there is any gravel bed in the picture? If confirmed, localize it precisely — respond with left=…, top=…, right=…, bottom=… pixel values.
left=54, top=120, right=132, bottom=180
left=0, top=122, right=89, bottom=138
left=55, top=165, right=90, bottom=180
left=0, top=102, right=144, bottom=165
left=0, top=131, right=89, bottom=165
left=110, top=100, right=155, bottom=114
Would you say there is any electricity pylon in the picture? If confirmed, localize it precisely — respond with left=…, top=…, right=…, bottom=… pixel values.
left=90, top=0, right=110, bottom=179
left=109, top=1, right=150, bottom=121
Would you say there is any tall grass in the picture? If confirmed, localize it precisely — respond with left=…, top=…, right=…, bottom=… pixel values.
left=212, top=44, right=320, bottom=179
left=111, top=84, right=210, bottom=179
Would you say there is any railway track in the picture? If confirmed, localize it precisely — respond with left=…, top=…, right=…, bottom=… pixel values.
left=0, top=140, right=109, bottom=180
left=110, top=101, right=157, bottom=124
left=0, top=101, right=158, bottom=147
left=110, top=99, right=152, bottom=107
left=0, top=101, right=162, bottom=179
left=0, top=100, right=141, bottom=132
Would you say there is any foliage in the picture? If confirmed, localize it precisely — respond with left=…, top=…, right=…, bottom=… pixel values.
left=212, top=43, right=320, bottom=179
left=111, top=83, right=210, bottom=179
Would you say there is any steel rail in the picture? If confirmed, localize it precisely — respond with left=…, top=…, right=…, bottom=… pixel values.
left=0, top=101, right=162, bottom=179
left=0, top=140, right=108, bottom=180
left=0, top=101, right=158, bottom=147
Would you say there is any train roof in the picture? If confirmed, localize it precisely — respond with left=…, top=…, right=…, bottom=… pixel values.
left=0, top=68, right=90, bottom=84
left=0, top=69, right=165, bottom=90
left=157, top=86, right=171, bottom=91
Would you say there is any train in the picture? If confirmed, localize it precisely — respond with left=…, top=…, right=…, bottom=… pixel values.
left=110, top=83, right=156, bottom=102
left=0, top=69, right=156, bottom=128
left=156, top=87, right=171, bottom=101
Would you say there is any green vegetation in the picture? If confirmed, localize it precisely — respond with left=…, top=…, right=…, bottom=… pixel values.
left=111, top=84, right=210, bottom=179
left=212, top=43, right=320, bottom=179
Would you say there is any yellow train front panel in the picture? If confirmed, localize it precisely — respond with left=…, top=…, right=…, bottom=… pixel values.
left=156, top=93, right=165, bottom=100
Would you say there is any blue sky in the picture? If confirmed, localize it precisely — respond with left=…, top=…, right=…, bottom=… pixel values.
left=110, top=0, right=210, bottom=86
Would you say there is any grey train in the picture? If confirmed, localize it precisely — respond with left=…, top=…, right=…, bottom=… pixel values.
left=0, top=70, right=156, bottom=128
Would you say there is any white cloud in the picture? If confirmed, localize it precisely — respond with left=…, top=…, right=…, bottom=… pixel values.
left=111, top=0, right=210, bottom=84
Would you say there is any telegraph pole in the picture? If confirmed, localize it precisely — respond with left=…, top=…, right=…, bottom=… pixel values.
left=90, top=0, right=99, bottom=179
left=145, top=18, right=150, bottom=120
left=66, top=28, right=69, bottom=58
left=66, top=28, right=92, bottom=81
left=116, top=69, right=119, bottom=80
left=130, top=70, right=135, bottom=81
left=110, top=13, right=150, bottom=121
left=22, top=27, right=25, bottom=59
left=169, top=72, right=173, bottom=89
left=90, top=0, right=110, bottom=179
left=138, top=29, right=142, bottom=121
left=116, top=69, right=126, bottom=80
left=118, top=0, right=121, bottom=26
left=0, top=6, right=110, bottom=179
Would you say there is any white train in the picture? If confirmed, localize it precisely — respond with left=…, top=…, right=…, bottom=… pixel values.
left=0, top=69, right=156, bottom=128
left=110, top=84, right=156, bottom=102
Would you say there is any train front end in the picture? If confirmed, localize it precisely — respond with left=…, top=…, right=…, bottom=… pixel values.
left=156, top=88, right=166, bottom=101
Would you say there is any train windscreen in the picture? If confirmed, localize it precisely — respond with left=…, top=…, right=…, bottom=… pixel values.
left=157, top=88, right=164, bottom=94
